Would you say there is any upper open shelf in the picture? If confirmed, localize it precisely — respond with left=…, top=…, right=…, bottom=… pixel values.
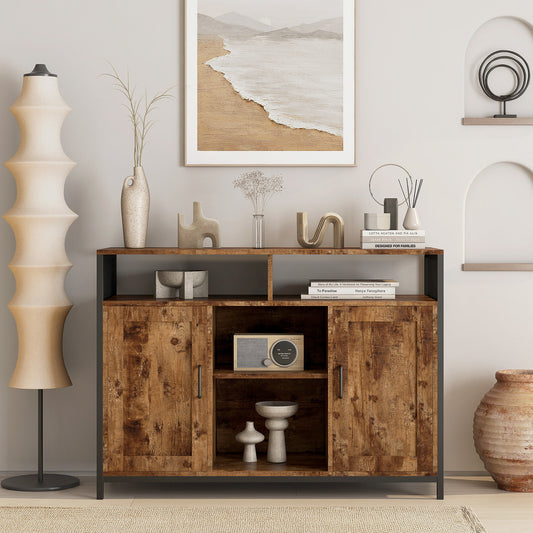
left=97, top=247, right=443, bottom=256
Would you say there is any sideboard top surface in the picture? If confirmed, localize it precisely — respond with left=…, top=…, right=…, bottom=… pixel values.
left=97, top=247, right=444, bottom=256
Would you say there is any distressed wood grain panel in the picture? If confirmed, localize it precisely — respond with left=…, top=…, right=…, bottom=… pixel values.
left=192, top=306, right=211, bottom=471
left=331, top=304, right=437, bottom=476
left=103, top=305, right=210, bottom=475
left=103, top=307, right=125, bottom=473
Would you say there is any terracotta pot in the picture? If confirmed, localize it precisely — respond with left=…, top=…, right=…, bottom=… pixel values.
left=474, top=369, right=533, bottom=491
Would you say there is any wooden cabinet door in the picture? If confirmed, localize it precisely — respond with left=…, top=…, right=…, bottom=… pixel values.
left=330, top=305, right=437, bottom=476
left=103, top=305, right=211, bottom=474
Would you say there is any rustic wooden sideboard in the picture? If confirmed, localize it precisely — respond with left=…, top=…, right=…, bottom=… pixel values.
left=96, top=247, right=443, bottom=499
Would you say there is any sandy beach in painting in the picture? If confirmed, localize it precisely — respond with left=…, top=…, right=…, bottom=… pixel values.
left=197, top=36, right=343, bottom=151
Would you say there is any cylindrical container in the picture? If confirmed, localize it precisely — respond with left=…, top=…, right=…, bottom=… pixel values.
left=253, top=214, right=264, bottom=248
left=474, top=370, right=533, bottom=491
left=364, top=213, right=390, bottom=230
left=121, top=166, right=149, bottom=248
left=3, top=64, right=77, bottom=389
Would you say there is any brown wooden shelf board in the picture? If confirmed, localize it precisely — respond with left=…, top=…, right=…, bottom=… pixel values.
left=213, top=369, right=328, bottom=380
left=97, top=246, right=443, bottom=256
left=213, top=453, right=328, bottom=475
left=103, top=294, right=436, bottom=306
left=462, top=117, right=533, bottom=126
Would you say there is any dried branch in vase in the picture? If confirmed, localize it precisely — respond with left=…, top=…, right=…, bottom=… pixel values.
left=103, top=63, right=174, bottom=167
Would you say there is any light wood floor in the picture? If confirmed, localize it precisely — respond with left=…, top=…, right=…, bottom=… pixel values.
left=0, top=475, right=531, bottom=532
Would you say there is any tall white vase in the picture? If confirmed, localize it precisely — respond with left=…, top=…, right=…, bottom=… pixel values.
left=121, top=166, right=149, bottom=248
left=3, top=64, right=77, bottom=389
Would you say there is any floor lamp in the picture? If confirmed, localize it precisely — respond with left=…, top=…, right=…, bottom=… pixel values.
left=2, top=64, right=79, bottom=491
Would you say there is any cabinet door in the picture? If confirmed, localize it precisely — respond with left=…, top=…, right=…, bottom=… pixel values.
left=330, top=305, right=437, bottom=475
left=103, top=305, right=211, bottom=474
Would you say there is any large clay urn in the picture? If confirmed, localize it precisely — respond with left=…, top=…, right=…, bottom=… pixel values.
left=474, top=370, right=533, bottom=491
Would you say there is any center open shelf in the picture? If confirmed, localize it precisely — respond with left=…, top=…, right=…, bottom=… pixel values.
left=213, top=370, right=328, bottom=379
left=214, top=377, right=328, bottom=473
left=213, top=453, right=328, bottom=475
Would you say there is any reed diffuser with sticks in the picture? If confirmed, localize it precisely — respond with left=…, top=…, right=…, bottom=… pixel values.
left=398, top=178, right=423, bottom=230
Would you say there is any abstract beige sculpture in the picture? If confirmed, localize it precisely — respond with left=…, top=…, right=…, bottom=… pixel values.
left=297, top=212, right=344, bottom=249
left=178, top=201, right=220, bottom=248
left=3, top=65, right=77, bottom=389
left=155, top=270, right=208, bottom=299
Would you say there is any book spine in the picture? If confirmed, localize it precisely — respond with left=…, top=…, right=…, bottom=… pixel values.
left=308, top=287, right=395, bottom=295
left=361, top=230, right=425, bottom=237
left=361, top=236, right=426, bottom=243
left=301, top=294, right=395, bottom=300
left=309, top=281, right=399, bottom=287
left=361, top=243, right=425, bottom=249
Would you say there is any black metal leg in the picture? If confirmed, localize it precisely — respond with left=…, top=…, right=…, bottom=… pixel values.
left=97, top=475, right=104, bottom=500
left=437, top=476, right=444, bottom=500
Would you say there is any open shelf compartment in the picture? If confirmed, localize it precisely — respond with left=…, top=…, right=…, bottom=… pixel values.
left=213, top=306, right=328, bottom=372
left=213, top=378, right=328, bottom=474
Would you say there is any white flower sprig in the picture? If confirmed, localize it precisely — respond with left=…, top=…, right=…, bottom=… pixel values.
left=233, top=170, right=283, bottom=214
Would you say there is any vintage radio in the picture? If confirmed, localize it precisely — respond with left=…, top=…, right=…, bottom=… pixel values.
left=233, top=334, right=304, bottom=371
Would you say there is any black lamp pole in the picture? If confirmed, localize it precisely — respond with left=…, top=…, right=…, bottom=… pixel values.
left=1, top=390, right=80, bottom=491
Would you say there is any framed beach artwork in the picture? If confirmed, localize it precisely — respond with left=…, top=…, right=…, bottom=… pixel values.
left=185, top=0, right=355, bottom=166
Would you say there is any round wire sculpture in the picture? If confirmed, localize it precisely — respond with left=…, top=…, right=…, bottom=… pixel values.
left=478, top=50, right=530, bottom=118
left=369, top=164, right=413, bottom=207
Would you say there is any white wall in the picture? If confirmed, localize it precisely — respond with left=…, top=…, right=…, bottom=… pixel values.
left=1, top=0, right=533, bottom=473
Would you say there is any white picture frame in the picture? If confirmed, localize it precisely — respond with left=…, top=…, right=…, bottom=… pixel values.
left=185, top=0, right=356, bottom=166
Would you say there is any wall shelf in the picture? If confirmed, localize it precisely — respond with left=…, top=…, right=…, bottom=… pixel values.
left=462, top=263, right=533, bottom=271
left=462, top=118, right=533, bottom=126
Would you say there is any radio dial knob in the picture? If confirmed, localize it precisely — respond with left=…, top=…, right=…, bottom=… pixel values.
left=262, top=358, right=272, bottom=367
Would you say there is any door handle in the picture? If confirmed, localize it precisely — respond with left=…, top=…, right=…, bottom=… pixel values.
left=198, top=365, right=202, bottom=399
left=339, top=364, right=343, bottom=399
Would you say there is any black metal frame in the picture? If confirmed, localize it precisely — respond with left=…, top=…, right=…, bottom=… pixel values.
left=97, top=255, right=116, bottom=499
left=96, top=250, right=444, bottom=500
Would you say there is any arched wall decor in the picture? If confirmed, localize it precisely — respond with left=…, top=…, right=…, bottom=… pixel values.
left=463, top=16, right=533, bottom=125
left=462, top=161, right=533, bottom=271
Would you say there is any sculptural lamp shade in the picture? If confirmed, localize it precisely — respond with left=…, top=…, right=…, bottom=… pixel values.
left=1, top=65, right=79, bottom=491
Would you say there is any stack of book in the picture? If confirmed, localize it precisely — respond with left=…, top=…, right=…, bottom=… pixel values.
left=361, top=230, right=425, bottom=249
left=301, top=279, right=398, bottom=300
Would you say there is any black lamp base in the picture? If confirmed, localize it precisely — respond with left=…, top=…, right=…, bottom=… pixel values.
left=1, top=473, right=80, bottom=492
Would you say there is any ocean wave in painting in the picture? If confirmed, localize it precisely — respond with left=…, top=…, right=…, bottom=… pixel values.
left=206, top=37, right=343, bottom=137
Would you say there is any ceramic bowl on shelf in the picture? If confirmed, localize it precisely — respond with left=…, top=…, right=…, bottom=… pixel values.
left=255, top=401, right=298, bottom=419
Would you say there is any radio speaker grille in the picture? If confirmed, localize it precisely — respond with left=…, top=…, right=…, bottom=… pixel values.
left=236, top=338, right=268, bottom=367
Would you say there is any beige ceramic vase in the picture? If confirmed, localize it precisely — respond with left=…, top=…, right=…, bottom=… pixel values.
left=121, top=166, right=149, bottom=248
left=474, top=370, right=533, bottom=491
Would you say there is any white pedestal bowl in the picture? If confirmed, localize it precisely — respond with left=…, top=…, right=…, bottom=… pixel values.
left=255, top=401, right=298, bottom=463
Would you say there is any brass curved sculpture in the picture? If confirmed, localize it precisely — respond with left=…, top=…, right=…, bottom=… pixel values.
left=297, top=212, right=344, bottom=249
